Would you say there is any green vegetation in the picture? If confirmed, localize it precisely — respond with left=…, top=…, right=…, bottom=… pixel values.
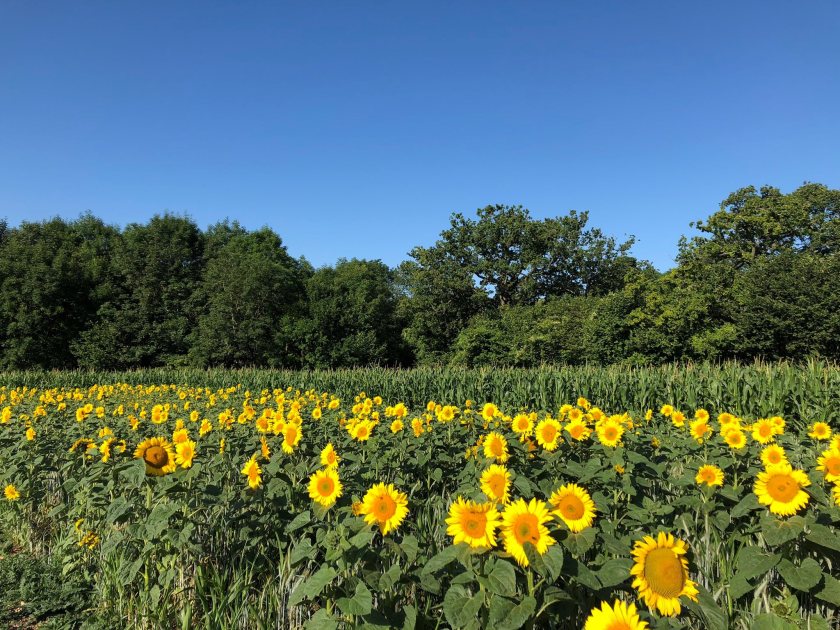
left=2, top=182, right=839, bottom=369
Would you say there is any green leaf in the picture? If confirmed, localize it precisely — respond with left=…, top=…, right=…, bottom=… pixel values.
left=400, top=534, right=418, bottom=563
left=291, top=538, right=314, bottom=566
left=421, top=545, right=459, bottom=575
left=105, top=496, right=131, bottom=524
left=806, top=523, right=840, bottom=553
left=751, top=613, right=798, bottom=630
left=350, top=528, right=374, bottom=548
left=487, top=559, right=516, bottom=597
left=442, top=584, right=483, bottom=628
left=596, top=557, right=631, bottom=588
left=562, top=528, right=596, bottom=556
left=728, top=573, right=753, bottom=600
left=487, top=595, right=516, bottom=628
left=733, top=545, right=780, bottom=580
left=731, top=493, right=761, bottom=518
left=289, top=566, right=337, bottom=607
left=305, top=609, right=338, bottom=630
left=496, top=595, right=536, bottom=630
left=401, top=604, right=417, bottom=630
left=684, top=584, right=728, bottom=630
left=542, top=545, right=564, bottom=581
left=379, top=563, right=402, bottom=591
left=523, top=543, right=550, bottom=578
left=145, top=502, right=179, bottom=538
left=336, top=581, right=373, bottom=616
left=287, top=510, right=312, bottom=533
left=816, top=574, right=840, bottom=606
left=776, top=558, right=822, bottom=591
left=761, top=515, right=805, bottom=547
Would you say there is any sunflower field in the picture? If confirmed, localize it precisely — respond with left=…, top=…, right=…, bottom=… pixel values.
left=2, top=370, right=840, bottom=629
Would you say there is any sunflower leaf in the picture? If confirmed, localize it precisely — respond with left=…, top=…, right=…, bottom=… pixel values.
left=761, top=514, right=805, bottom=547
left=776, top=557, right=822, bottom=591
left=336, top=580, right=373, bottom=616
left=805, top=523, right=840, bottom=553
left=288, top=565, right=337, bottom=607
left=815, top=574, right=840, bottom=606
left=487, top=559, right=516, bottom=597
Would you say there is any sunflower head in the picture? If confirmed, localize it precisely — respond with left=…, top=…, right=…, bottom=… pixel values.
left=630, top=532, right=699, bottom=616
left=583, top=599, right=649, bottom=630
left=817, top=448, right=840, bottom=483
left=754, top=463, right=810, bottom=516
left=445, top=496, right=501, bottom=549
left=549, top=483, right=597, bottom=532
left=695, top=464, right=723, bottom=487
left=480, top=464, right=511, bottom=505
left=308, top=468, right=342, bottom=508
left=535, top=418, right=561, bottom=451
left=500, top=498, right=555, bottom=567
left=359, top=482, right=409, bottom=535
left=134, top=437, right=177, bottom=476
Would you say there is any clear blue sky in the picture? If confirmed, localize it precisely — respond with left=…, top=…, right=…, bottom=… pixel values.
left=2, top=2, right=839, bottom=270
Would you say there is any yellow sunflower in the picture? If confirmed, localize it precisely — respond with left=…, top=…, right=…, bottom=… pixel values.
left=175, top=439, right=196, bottom=468
left=511, top=413, right=533, bottom=436
left=445, top=496, right=501, bottom=549
left=500, top=498, right=556, bottom=567
left=671, top=411, right=686, bottom=428
left=318, top=443, right=338, bottom=468
left=597, top=419, right=624, bottom=448
left=809, top=422, right=832, bottom=440
left=308, top=468, right=342, bottom=508
left=134, top=437, right=177, bottom=476
left=359, top=482, right=409, bottom=535
left=483, top=431, right=509, bottom=463
left=352, top=419, right=374, bottom=442
left=241, top=455, right=262, bottom=490
left=390, top=419, right=404, bottom=433
left=660, top=404, right=674, bottom=417
left=689, top=418, right=711, bottom=443
left=535, top=418, right=562, bottom=451
left=549, top=483, right=597, bottom=532
left=760, top=444, right=788, bottom=467
left=754, top=463, right=810, bottom=516
left=816, top=448, right=840, bottom=483
left=4, top=484, right=20, bottom=501
left=282, top=423, right=303, bottom=453
left=480, top=464, right=512, bottom=505
left=630, top=532, right=699, bottom=616
left=565, top=418, right=591, bottom=441
left=751, top=419, right=777, bottom=444
left=584, top=600, right=649, bottom=630
left=723, top=428, right=747, bottom=450
left=695, top=464, right=723, bottom=487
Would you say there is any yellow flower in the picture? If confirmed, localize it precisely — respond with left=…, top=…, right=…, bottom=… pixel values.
left=577, top=397, right=591, bottom=410
left=809, top=422, right=832, bottom=440
left=483, top=432, right=509, bottom=463
left=760, top=444, right=788, bottom=467
left=480, top=464, right=511, bottom=505
left=241, top=455, right=262, bottom=490
left=535, top=418, right=562, bottom=451
left=175, top=440, right=196, bottom=468
left=172, top=428, right=189, bottom=444
left=134, top=437, right=177, bottom=476
left=689, top=418, right=711, bottom=443
left=351, top=419, right=374, bottom=442
left=359, top=483, right=409, bottom=535
left=833, top=483, right=840, bottom=508
left=390, top=419, right=404, bottom=433
left=754, top=463, right=810, bottom=516
left=671, top=411, right=686, bottom=428
left=320, top=443, right=339, bottom=468
left=723, top=428, right=747, bottom=450
left=500, top=498, right=555, bottom=567
left=631, top=532, right=699, bottom=616
left=751, top=419, right=778, bottom=444
left=583, top=600, right=649, bottom=630
left=597, top=419, right=624, bottom=448
left=308, top=468, right=342, bottom=508
left=645, top=409, right=653, bottom=421
left=411, top=417, right=424, bottom=437
left=25, top=427, right=36, bottom=441
left=260, top=436, right=271, bottom=460
left=445, top=497, right=501, bottom=549
left=511, top=413, right=533, bottom=436
left=481, top=403, right=499, bottom=422
left=660, top=404, right=674, bottom=417
left=694, top=409, right=709, bottom=422
left=4, top=484, right=20, bottom=501
left=565, top=418, right=591, bottom=441
left=282, top=423, right=302, bottom=454
left=549, top=483, right=596, bottom=532
left=816, top=448, right=840, bottom=483
left=695, top=464, right=723, bottom=487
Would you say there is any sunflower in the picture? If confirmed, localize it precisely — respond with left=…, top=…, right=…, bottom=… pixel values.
left=308, top=468, right=342, bottom=508
left=483, top=432, right=509, bottom=462
left=760, top=444, right=788, bottom=467
left=241, top=455, right=262, bottom=490
left=694, top=409, right=709, bottom=422
left=689, top=418, right=711, bottom=443
left=660, top=404, right=674, bottom=417
left=512, top=413, right=533, bottom=436
left=565, top=418, right=591, bottom=441
left=172, top=428, right=189, bottom=444
left=630, top=532, right=699, bottom=616
left=671, top=411, right=686, bottom=428
left=352, top=419, right=374, bottom=442
left=175, top=439, right=196, bottom=468
left=134, top=437, right=177, bottom=476
left=816, top=448, right=840, bottom=483
left=750, top=419, right=776, bottom=444
left=481, top=403, right=499, bottom=422
left=809, top=422, right=832, bottom=440
left=390, top=419, right=404, bottom=433
left=480, top=464, right=512, bottom=505
left=583, top=600, right=649, bottom=630
left=597, top=419, right=624, bottom=448
left=260, top=436, right=271, bottom=460
left=359, top=482, right=409, bottom=535
left=282, top=423, right=302, bottom=453
left=320, top=443, right=340, bottom=468
left=535, top=418, right=562, bottom=451
left=199, top=419, right=213, bottom=436
left=695, top=464, right=723, bottom=487
left=4, top=484, right=20, bottom=501
left=723, top=428, right=747, bottom=450
left=500, top=498, right=556, bottom=567
left=754, top=463, right=810, bottom=516
left=549, top=483, right=597, bottom=532
left=445, top=496, right=501, bottom=549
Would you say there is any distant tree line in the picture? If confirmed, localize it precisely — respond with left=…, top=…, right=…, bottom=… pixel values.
left=1, top=182, right=838, bottom=370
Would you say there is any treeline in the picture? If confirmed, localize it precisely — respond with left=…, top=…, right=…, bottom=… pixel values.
left=1, top=182, right=838, bottom=370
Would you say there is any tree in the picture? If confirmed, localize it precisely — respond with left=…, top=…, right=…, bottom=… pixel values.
left=299, top=259, right=410, bottom=367
left=190, top=227, right=307, bottom=367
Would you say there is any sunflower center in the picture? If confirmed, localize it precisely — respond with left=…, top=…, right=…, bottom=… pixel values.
left=570, top=425, right=583, bottom=439
left=144, top=445, right=168, bottom=468
left=286, top=427, right=298, bottom=442
left=606, top=622, right=632, bottom=630
left=374, top=494, right=397, bottom=520
left=826, top=457, right=840, bottom=475
left=605, top=427, right=618, bottom=440
left=644, top=547, right=685, bottom=598
left=759, top=424, right=771, bottom=437
left=488, top=474, right=506, bottom=498
left=701, top=469, right=715, bottom=482
left=318, top=478, right=335, bottom=496
left=463, top=511, right=487, bottom=534
left=489, top=439, right=503, bottom=456
left=557, top=494, right=585, bottom=520
left=768, top=451, right=782, bottom=464
left=513, top=514, right=539, bottom=545
left=767, top=473, right=800, bottom=502
left=542, top=425, right=557, bottom=442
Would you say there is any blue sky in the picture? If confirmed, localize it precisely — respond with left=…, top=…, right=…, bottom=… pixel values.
left=1, top=2, right=838, bottom=270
